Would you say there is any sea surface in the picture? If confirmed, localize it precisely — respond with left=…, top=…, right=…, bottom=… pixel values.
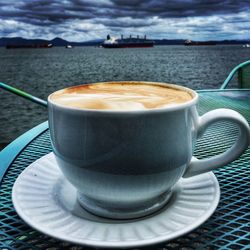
left=0, top=45, right=249, bottom=147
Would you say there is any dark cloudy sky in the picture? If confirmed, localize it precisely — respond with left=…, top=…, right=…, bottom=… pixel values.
left=0, top=0, right=249, bottom=41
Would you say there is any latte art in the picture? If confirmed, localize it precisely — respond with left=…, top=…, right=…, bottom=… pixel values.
left=50, top=82, right=193, bottom=110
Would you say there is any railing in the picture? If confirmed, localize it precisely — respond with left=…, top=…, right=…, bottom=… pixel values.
left=220, top=60, right=250, bottom=89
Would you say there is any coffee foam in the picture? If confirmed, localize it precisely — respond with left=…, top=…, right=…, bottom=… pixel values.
left=50, top=83, right=193, bottom=110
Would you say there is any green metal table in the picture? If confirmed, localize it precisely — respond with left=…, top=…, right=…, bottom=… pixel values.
left=0, top=90, right=249, bottom=250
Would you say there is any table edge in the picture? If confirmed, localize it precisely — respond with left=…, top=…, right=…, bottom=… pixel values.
left=0, top=121, right=49, bottom=183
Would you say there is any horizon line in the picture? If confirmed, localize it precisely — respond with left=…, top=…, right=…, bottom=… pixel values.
left=1, top=36, right=250, bottom=43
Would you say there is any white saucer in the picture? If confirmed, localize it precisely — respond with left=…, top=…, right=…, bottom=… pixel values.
left=12, top=153, right=220, bottom=249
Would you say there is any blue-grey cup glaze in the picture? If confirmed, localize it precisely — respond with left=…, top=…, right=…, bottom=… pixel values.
left=48, top=82, right=198, bottom=219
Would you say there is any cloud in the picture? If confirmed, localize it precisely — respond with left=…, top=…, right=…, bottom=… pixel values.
left=0, top=0, right=249, bottom=41
left=94, top=17, right=159, bottom=28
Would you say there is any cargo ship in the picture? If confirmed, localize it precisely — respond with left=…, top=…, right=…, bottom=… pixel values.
left=184, top=39, right=216, bottom=46
left=102, top=35, right=154, bottom=48
left=6, top=43, right=53, bottom=49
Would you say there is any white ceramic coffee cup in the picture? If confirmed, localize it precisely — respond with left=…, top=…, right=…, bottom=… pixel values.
left=48, top=82, right=250, bottom=219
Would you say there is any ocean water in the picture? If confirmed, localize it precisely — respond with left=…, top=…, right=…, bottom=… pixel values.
left=0, top=45, right=249, bottom=146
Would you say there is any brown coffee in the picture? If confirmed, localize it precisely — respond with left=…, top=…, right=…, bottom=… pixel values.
left=50, top=82, right=193, bottom=110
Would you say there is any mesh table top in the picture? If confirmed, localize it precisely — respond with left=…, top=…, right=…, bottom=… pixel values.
left=0, top=90, right=249, bottom=250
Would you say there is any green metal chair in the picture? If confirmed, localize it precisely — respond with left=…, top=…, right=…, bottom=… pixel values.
left=220, top=60, right=250, bottom=89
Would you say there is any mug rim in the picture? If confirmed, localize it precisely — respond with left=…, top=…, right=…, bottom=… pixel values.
left=48, top=81, right=198, bottom=113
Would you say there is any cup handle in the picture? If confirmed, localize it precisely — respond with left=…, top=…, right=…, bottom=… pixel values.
left=183, top=108, right=250, bottom=178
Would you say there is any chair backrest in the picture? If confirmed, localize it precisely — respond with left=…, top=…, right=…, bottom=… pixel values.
left=220, top=60, right=250, bottom=89
left=238, top=63, right=250, bottom=88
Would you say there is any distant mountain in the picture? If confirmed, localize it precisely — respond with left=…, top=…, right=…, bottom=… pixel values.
left=214, top=39, right=250, bottom=45
left=153, top=39, right=250, bottom=45
left=0, top=37, right=50, bottom=47
left=50, top=37, right=67, bottom=46
left=0, top=37, right=249, bottom=47
left=80, top=39, right=104, bottom=46
left=0, top=37, right=104, bottom=47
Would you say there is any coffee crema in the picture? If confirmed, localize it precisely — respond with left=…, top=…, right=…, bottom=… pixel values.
left=50, top=82, right=193, bottom=110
